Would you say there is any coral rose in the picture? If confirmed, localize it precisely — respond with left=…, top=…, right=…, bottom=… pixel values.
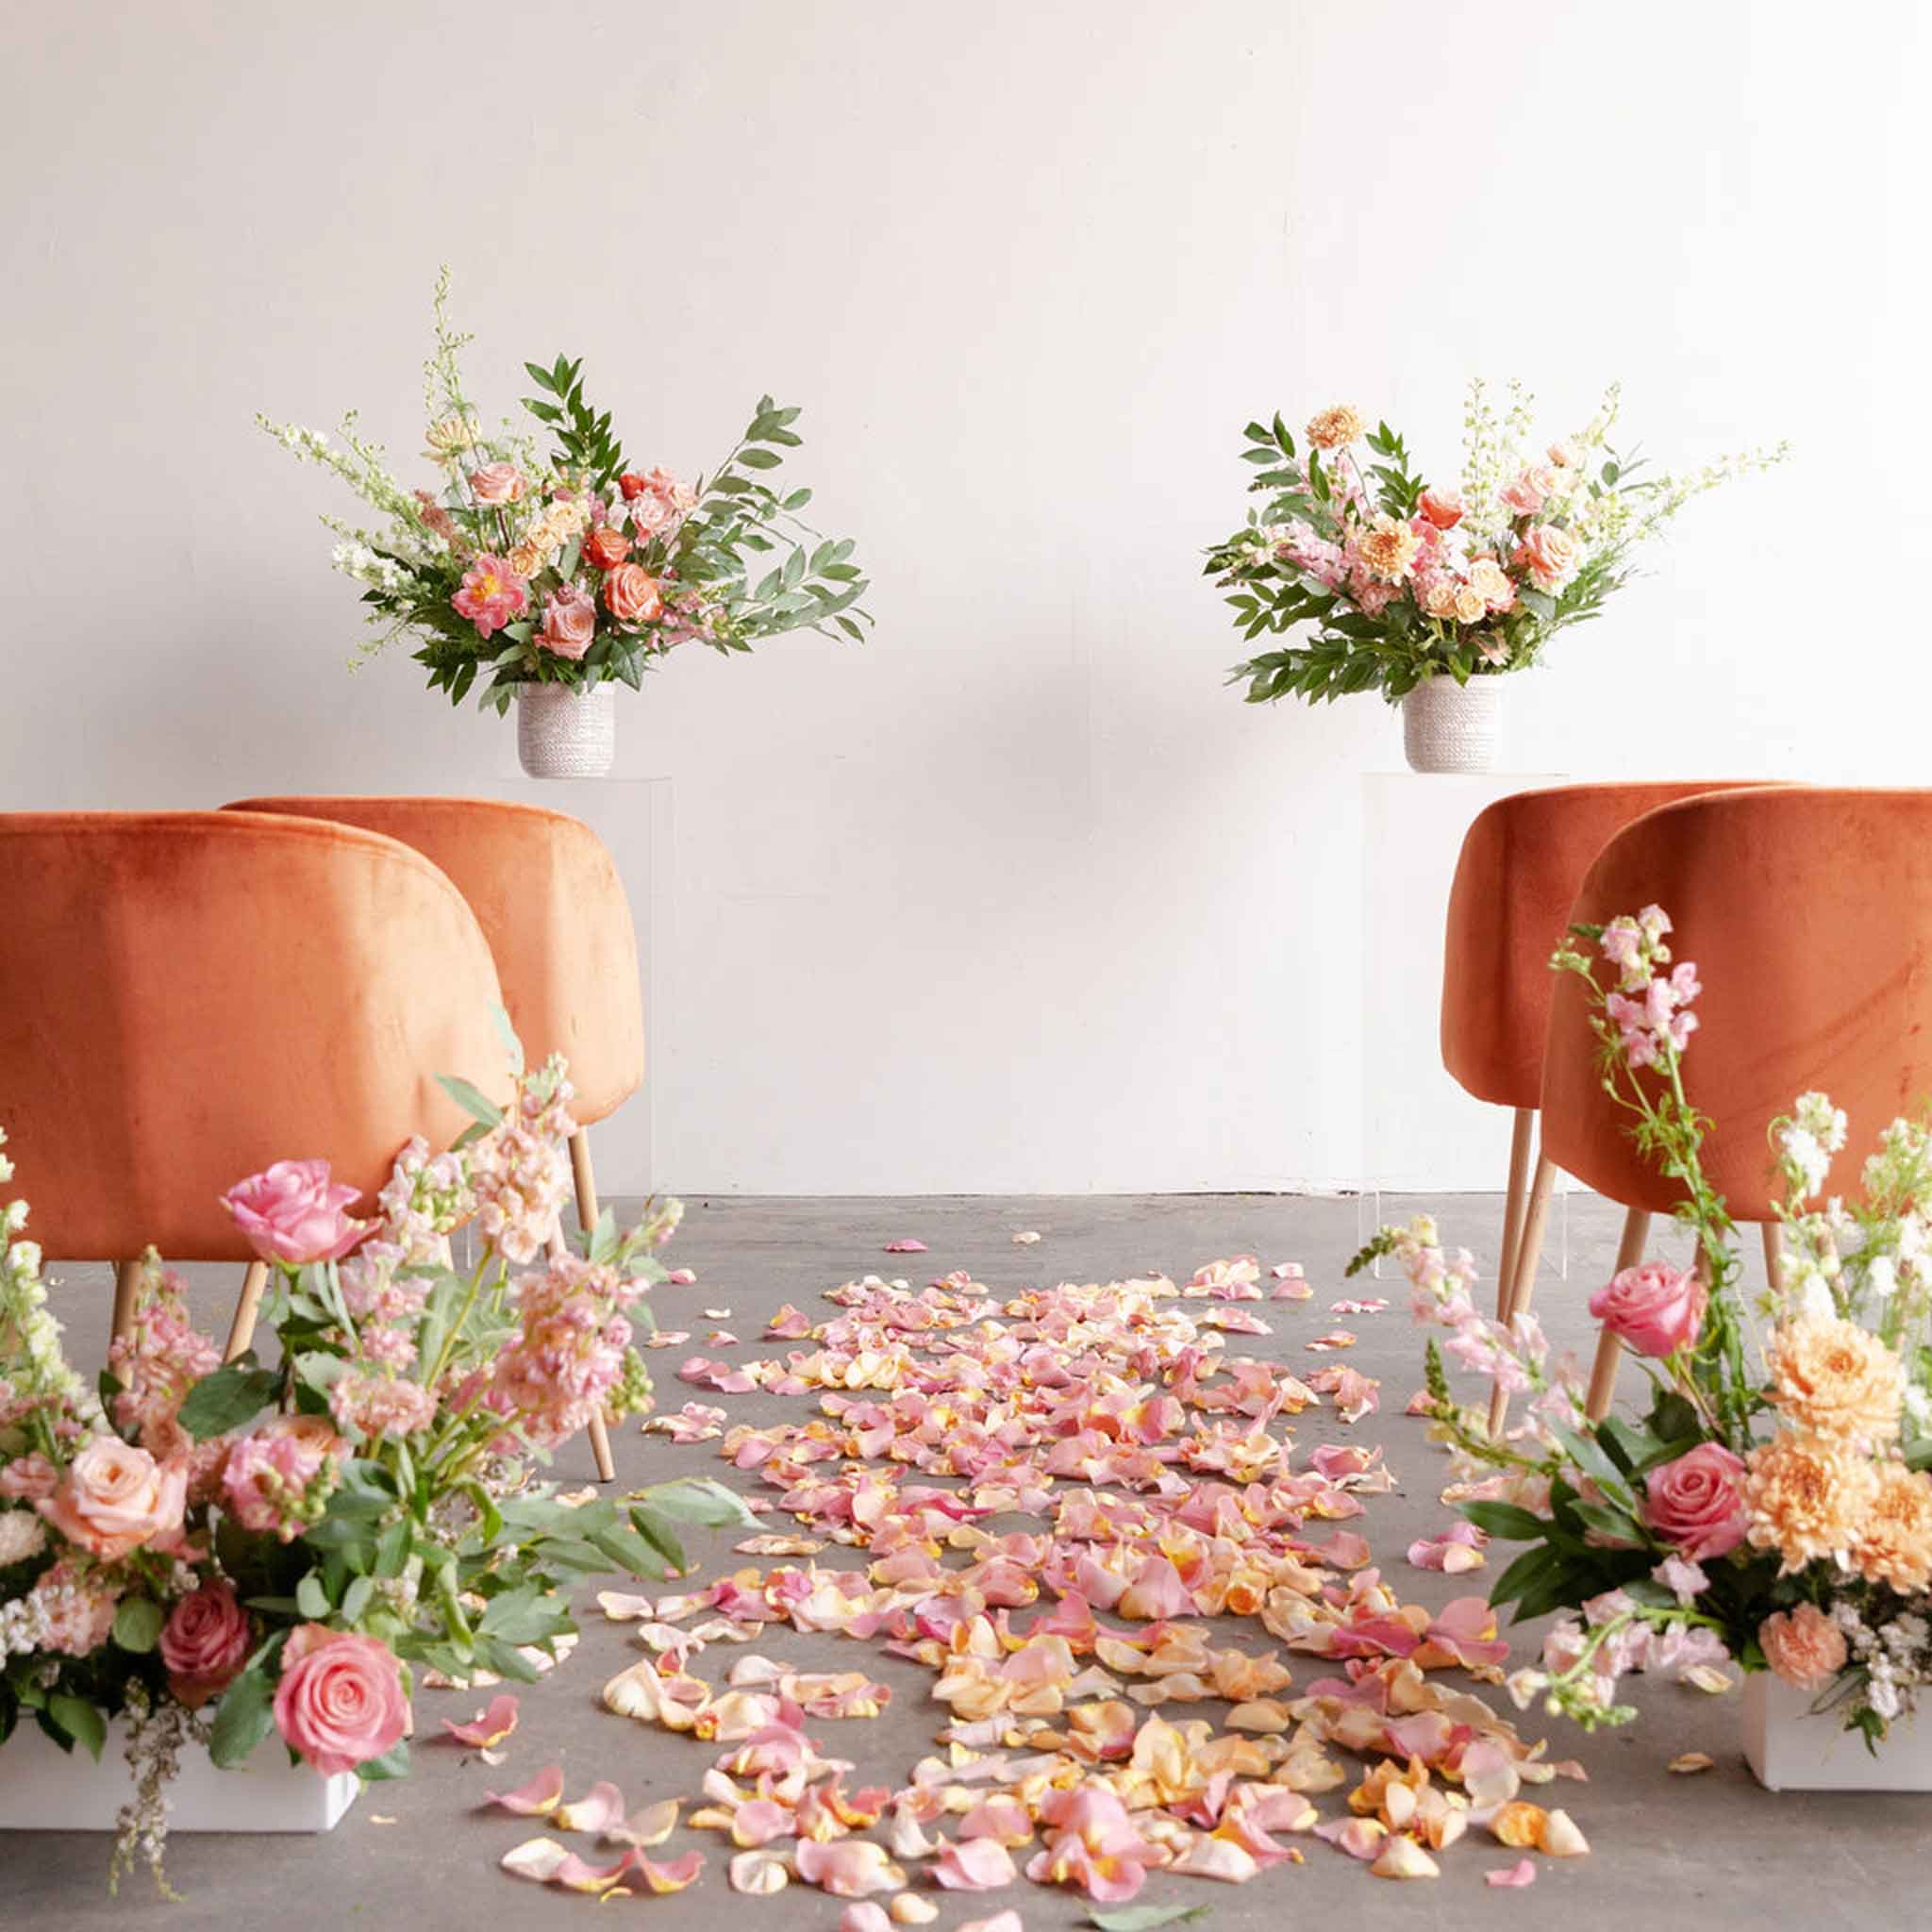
left=604, top=563, right=663, bottom=625
left=1758, top=1602, right=1846, bottom=1690
left=1305, top=405, right=1363, bottom=451
left=160, top=1581, right=251, bottom=1708
left=222, top=1158, right=372, bottom=1266
left=1643, top=1442, right=1747, bottom=1560
left=1417, top=487, right=1463, bottom=530
left=1743, top=1431, right=1876, bottom=1573
left=536, top=584, right=597, bottom=662
left=1589, top=1260, right=1704, bottom=1357
left=1497, top=469, right=1547, bottom=518
left=37, top=1437, right=187, bottom=1560
left=1513, top=524, right=1580, bottom=591
left=273, top=1624, right=408, bottom=1774
left=582, top=525, right=631, bottom=571
left=468, top=462, right=526, bottom=505
left=1851, top=1461, right=1932, bottom=1592
left=1766, top=1312, right=1904, bottom=1446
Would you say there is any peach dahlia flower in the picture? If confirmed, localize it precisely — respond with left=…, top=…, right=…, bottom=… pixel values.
left=1852, top=1461, right=1932, bottom=1593
left=1766, top=1313, right=1904, bottom=1447
left=1742, top=1430, right=1876, bottom=1573
left=1305, top=405, right=1363, bottom=450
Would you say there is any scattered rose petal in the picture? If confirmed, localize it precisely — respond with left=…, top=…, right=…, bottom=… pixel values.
left=441, top=1692, right=520, bottom=1748
left=484, top=1765, right=564, bottom=1817
left=1010, top=1231, right=1041, bottom=1244
left=1683, top=1664, right=1735, bottom=1694
left=667, top=1267, right=698, bottom=1285
left=500, top=1838, right=568, bottom=1884
left=554, top=1781, right=628, bottom=1835
left=884, top=1240, right=928, bottom=1253
left=1486, top=1858, right=1537, bottom=1888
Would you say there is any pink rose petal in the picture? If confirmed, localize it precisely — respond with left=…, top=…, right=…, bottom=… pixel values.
left=440, top=1691, right=519, bottom=1748
left=1487, top=1857, right=1538, bottom=1888
left=484, top=1764, right=564, bottom=1816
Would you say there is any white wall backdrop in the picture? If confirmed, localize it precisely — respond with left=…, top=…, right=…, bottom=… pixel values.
left=5, top=2, right=1928, bottom=1194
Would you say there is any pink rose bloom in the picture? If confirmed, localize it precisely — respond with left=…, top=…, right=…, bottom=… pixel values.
left=273, top=1624, right=408, bottom=1774
left=160, top=1581, right=251, bottom=1708
left=223, top=1416, right=343, bottom=1541
left=36, top=1437, right=187, bottom=1560
left=1497, top=469, right=1547, bottom=518
left=536, top=584, right=597, bottom=661
left=451, top=554, right=531, bottom=639
left=1589, top=1260, right=1704, bottom=1357
left=468, top=462, right=527, bottom=505
left=1513, top=523, right=1580, bottom=591
left=1417, top=487, right=1463, bottom=530
left=222, top=1158, right=372, bottom=1266
left=0, top=1451, right=58, bottom=1501
left=1644, top=1442, right=1749, bottom=1559
left=1759, top=1601, right=1847, bottom=1690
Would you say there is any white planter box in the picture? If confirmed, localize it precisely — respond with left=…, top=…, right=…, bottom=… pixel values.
left=1741, top=1672, right=1932, bottom=1791
left=0, top=1718, right=358, bottom=1832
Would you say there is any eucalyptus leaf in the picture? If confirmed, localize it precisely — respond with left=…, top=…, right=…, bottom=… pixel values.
left=1088, top=1907, right=1209, bottom=1932
left=112, top=1598, right=165, bottom=1655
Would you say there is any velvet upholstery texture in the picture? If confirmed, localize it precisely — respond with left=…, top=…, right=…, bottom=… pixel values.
left=1541, top=787, right=1932, bottom=1221
left=0, top=811, right=508, bottom=1260
left=1441, top=781, right=1779, bottom=1109
left=225, top=797, right=644, bottom=1129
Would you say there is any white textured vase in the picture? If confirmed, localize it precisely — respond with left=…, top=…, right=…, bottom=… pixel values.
left=1400, top=675, right=1501, bottom=774
left=0, top=1720, right=359, bottom=1833
left=1740, top=1674, right=1932, bottom=1791
left=516, top=683, right=617, bottom=779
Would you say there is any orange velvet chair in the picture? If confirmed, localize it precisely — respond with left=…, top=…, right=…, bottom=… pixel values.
left=0, top=811, right=508, bottom=1360
left=1513, top=786, right=1932, bottom=1420
left=1441, top=781, right=1777, bottom=1357
left=226, top=796, right=645, bottom=1481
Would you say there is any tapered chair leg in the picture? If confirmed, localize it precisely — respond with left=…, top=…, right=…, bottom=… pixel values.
left=1493, top=1108, right=1536, bottom=1323
left=1761, top=1220, right=1787, bottom=1296
left=557, top=1127, right=618, bottom=1484
left=224, top=1261, right=271, bottom=1363
left=1488, top=1151, right=1557, bottom=1438
left=1584, top=1206, right=1654, bottom=1421
left=111, top=1258, right=144, bottom=1350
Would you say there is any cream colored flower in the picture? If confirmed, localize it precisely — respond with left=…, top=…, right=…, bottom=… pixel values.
left=423, top=413, right=478, bottom=464
left=1306, top=405, right=1364, bottom=451
left=1453, top=584, right=1487, bottom=625
left=1467, top=557, right=1514, bottom=610
left=1742, top=1430, right=1876, bottom=1573
left=1852, top=1461, right=1932, bottom=1592
left=1766, top=1312, right=1904, bottom=1446
left=1424, top=581, right=1459, bottom=622
left=1356, top=514, right=1421, bottom=584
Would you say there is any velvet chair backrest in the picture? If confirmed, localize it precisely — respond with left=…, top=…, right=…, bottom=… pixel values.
left=224, top=796, right=644, bottom=1128
left=1540, top=787, right=1932, bottom=1220
left=0, top=811, right=508, bottom=1259
left=1441, top=781, right=1786, bottom=1109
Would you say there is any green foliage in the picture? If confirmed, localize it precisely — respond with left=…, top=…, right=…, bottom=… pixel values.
left=177, top=1361, right=279, bottom=1441
left=523, top=355, right=625, bottom=487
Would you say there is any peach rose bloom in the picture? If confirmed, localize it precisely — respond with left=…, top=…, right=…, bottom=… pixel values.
left=1767, top=1313, right=1904, bottom=1447
left=37, top=1437, right=187, bottom=1559
left=1424, top=581, right=1460, bottom=622
left=604, top=563, right=664, bottom=625
left=1759, top=1602, right=1846, bottom=1690
left=1305, top=405, right=1363, bottom=451
left=468, top=462, right=527, bottom=505
left=1852, top=1461, right=1932, bottom=1592
left=1417, top=487, right=1463, bottom=530
left=1452, top=584, right=1487, bottom=625
left=583, top=525, right=631, bottom=572
left=1514, top=524, right=1579, bottom=591
left=1497, top=469, right=1547, bottom=518
left=1467, top=557, right=1515, bottom=612
left=273, top=1624, right=408, bottom=1774
left=536, top=585, right=597, bottom=661
left=1742, top=1431, right=1876, bottom=1573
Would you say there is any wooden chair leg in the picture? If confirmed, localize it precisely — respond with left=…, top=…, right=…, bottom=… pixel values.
left=224, top=1261, right=271, bottom=1363
left=1488, top=1151, right=1556, bottom=1437
left=1493, top=1107, right=1536, bottom=1323
left=555, top=1128, right=617, bottom=1484
left=1761, top=1220, right=1786, bottom=1296
left=111, top=1258, right=144, bottom=1350
left=1584, top=1205, right=1654, bottom=1421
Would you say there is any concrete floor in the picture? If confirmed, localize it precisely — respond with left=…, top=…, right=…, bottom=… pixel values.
left=5, top=1192, right=1925, bottom=1929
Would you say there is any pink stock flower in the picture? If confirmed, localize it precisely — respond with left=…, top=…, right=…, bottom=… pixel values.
left=536, top=584, right=597, bottom=661
left=0, top=1451, right=58, bottom=1501
left=222, top=1416, right=344, bottom=1541
left=273, top=1624, right=408, bottom=1774
left=328, top=1369, right=438, bottom=1441
left=451, top=554, right=531, bottom=639
left=25, top=1560, right=121, bottom=1656
left=469, top=462, right=527, bottom=505
left=1644, top=1442, right=1749, bottom=1559
left=160, top=1581, right=251, bottom=1708
left=222, top=1159, right=372, bottom=1266
left=36, top=1437, right=187, bottom=1560
left=1759, top=1602, right=1847, bottom=1690
left=1589, top=1260, right=1704, bottom=1357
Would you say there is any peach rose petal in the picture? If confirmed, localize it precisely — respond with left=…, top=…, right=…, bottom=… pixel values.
left=554, top=1781, right=628, bottom=1835
left=1371, top=1836, right=1441, bottom=1880
left=605, top=1799, right=680, bottom=1848
left=729, top=1849, right=791, bottom=1895
left=890, top=1897, right=939, bottom=1924
left=440, top=1692, right=519, bottom=1748
left=841, top=1907, right=895, bottom=1932
left=634, top=1851, right=707, bottom=1893
left=1010, top=1231, right=1041, bottom=1245
left=1669, top=1752, right=1715, bottom=1775
left=500, top=1838, right=569, bottom=1884
left=1537, top=1809, right=1591, bottom=1857
left=484, top=1764, right=565, bottom=1816
left=934, top=1836, right=1020, bottom=1890
left=958, top=1916, right=1024, bottom=1932
left=795, top=1839, right=905, bottom=1896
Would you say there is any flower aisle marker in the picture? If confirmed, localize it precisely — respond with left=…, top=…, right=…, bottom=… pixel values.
left=1208, top=383, right=1787, bottom=771
left=0, top=1041, right=751, bottom=1890
left=261, top=272, right=870, bottom=776
left=1360, top=907, right=1932, bottom=1786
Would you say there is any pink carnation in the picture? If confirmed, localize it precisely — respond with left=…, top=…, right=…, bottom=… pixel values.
left=1759, top=1602, right=1847, bottom=1690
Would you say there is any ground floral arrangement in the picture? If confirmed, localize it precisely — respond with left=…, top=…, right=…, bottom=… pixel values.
left=1209, top=381, right=1787, bottom=707
left=260, top=272, right=869, bottom=710
left=0, top=1046, right=746, bottom=1893
left=1368, top=905, right=1932, bottom=1747
left=443, top=1253, right=1602, bottom=1914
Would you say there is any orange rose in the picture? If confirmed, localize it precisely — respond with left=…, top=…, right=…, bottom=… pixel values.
left=604, top=563, right=663, bottom=626
left=583, top=525, right=632, bottom=572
